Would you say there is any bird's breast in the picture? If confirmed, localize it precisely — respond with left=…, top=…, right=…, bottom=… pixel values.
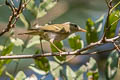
left=42, top=32, right=70, bottom=42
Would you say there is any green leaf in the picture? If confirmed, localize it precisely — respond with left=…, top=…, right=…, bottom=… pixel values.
left=49, top=61, right=63, bottom=78
left=105, top=10, right=120, bottom=38
left=19, top=13, right=31, bottom=28
left=0, top=43, right=13, bottom=76
left=34, top=57, right=50, bottom=72
left=68, top=35, right=82, bottom=50
left=110, top=1, right=120, bottom=13
left=75, top=65, right=87, bottom=80
left=87, top=57, right=97, bottom=71
left=26, top=0, right=57, bottom=18
left=26, top=36, right=40, bottom=48
left=86, top=18, right=98, bottom=44
left=5, top=72, right=14, bottom=80
left=1, top=43, right=14, bottom=56
left=41, top=0, right=57, bottom=10
left=37, top=0, right=57, bottom=18
left=26, top=74, right=37, bottom=80
left=29, top=66, right=46, bottom=75
left=26, top=0, right=38, bottom=17
left=10, top=37, right=24, bottom=46
left=105, top=51, right=119, bottom=80
left=66, top=66, right=76, bottom=80
left=54, top=56, right=66, bottom=63
left=51, top=42, right=66, bottom=62
left=15, top=71, right=26, bottom=80
left=86, top=58, right=99, bottom=80
left=95, top=15, right=104, bottom=33
left=87, top=71, right=99, bottom=80
left=0, top=66, right=6, bottom=76
left=50, top=41, right=64, bottom=52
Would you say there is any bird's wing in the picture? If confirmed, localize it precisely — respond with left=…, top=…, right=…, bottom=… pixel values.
left=19, top=24, right=70, bottom=35
left=18, top=28, right=44, bottom=35
left=39, top=24, right=69, bottom=33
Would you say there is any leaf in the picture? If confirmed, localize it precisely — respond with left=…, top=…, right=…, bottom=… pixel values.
left=0, top=66, right=6, bottom=76
left=5, top=72, right=14, bottom=80
left=26, top=36, right=40, bottom=48
left=54, top=56, right=66, bottom=63
left=105, top=10, right=120, bottom=38
left=51, top=41, right=66, bottom=62
left=95, top=15, right=104, bottom=33
left=68, top=35, right=82, bottom=50
left=0, top=45, right=4, bottom=50
left=105, top=51, right=119, bottom=80
left=86, top=18, right=98, bottom=44
left=86, top=58, right=99, bottom=80
left=42, top=0, right=57, bottom=10
left=75, top=65, right=87, bottom=80
left=37, top=0, right=57, bottom=18
left=29, top=66, right=46, bottom=75
left=15, top=71, right=26, bottom=80
left=87, top=71, right=99, bottom=80
left=1, top=43, right=14, bottom=56
left=50, top=41, right=64, bottom=52
left=26, top=0, right=38, bottom=17
left=49, top=61, right=63, bottom=78
left=0, top=43, right=13, bottom=76
left=87, top=57, right=97, bottom=71
left=19, top=13, right=31, bottom=28
left=10, top=37, right=24, bottom=46
left=25, top=74, right=38, bottom=80
left=66, top=66, right=76, bottom=80
left=26, top=0, right=57, bottom=18
left=34, top=57, right=50, bottom=72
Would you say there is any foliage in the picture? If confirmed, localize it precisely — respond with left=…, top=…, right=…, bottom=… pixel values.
left=0, top=0, right=120, bottom=80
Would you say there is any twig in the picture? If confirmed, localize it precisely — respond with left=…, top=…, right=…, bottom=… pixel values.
left=113, top=42, right=120, bottom=54
left=0, top=35, right=120, bottom=60
left=101, top=0, right=113, bottom=42
left=110, top=1, right=120, bottom=13
left=0, top=48, right=115, bottom=60
left=0, top=0, right=31, bottom=36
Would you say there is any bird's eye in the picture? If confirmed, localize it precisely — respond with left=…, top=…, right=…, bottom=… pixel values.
left=74, top=25, right=77, bottom=27
left=71, top=23, right=78, bottom=28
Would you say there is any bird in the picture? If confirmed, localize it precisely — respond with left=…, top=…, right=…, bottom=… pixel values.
left=19, top=22, right=86, bottom=54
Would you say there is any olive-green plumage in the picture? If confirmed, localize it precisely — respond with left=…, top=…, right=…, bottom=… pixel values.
left=19, top=22, right=86, bottom=43
left=19, top=22, right=86, bottom=52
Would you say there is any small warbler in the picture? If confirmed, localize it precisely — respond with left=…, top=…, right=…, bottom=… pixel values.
left=19, top=22, right=86, bottom=53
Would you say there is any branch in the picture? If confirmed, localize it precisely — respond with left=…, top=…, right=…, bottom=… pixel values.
left=101, top=0, right=113, bottom=42
left=113, top=42, right=120, bottom=54
left=0, top=0, right=31, bottom=36
left=0, top=36, right=119, bottom=60
left=0, top=48, right=115, bottom=60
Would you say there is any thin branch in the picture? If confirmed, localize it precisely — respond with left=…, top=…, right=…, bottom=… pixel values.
left=0, top=48, right=115, bottom=60
left=110, top=1, right=120, bottom=13
left=105, top=0, right=109, bottom=8
left=10, top=0, right=15, bottom=9
left=0, top=35, right=120, bottom=60
left=113, top=42, right=120, bottom=54
left=101, top=0, right=113, bottom=42
left=0, top=0, right=31, bottom=36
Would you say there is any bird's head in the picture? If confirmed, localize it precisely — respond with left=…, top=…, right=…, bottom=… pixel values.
left=64, top=22, right=86, bottom=33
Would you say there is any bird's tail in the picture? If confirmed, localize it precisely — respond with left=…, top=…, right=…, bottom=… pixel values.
left=18, top=29, right=42, bottom=35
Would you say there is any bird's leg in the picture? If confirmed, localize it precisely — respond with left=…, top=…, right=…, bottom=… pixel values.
left=39, top=37, right=44, bottom=54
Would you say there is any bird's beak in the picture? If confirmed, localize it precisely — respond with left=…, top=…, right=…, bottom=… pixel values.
left=78, top=27, right=87, bottom=32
